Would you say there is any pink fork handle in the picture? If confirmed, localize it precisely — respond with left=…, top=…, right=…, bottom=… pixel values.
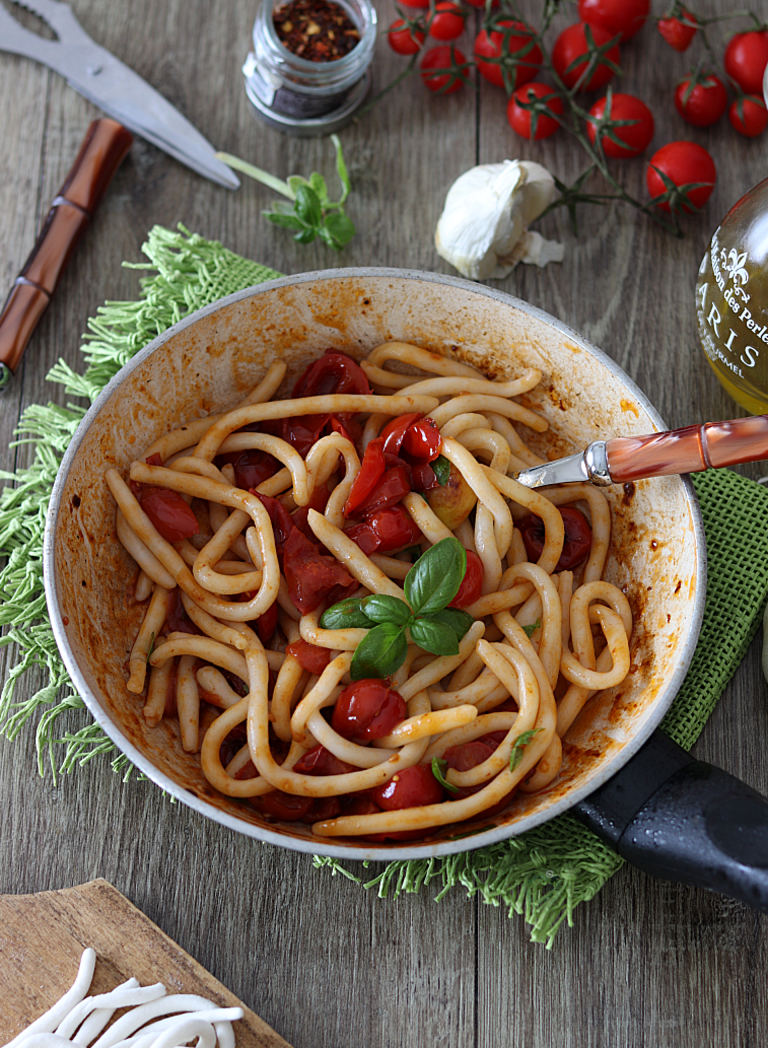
left=605, top=415, right=768, bottom=483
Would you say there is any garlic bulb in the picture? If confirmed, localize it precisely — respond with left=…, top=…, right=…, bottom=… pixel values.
left=435, top=160, right=564, bottom=281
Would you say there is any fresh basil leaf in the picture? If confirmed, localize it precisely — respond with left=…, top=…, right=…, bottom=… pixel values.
left=410, top=617, right=459, bottom=657
left=295, top=184, right=323, bottom=228
left=264, top=211, right=305, bottom=231
left=350, top=623, right=408, bottom=680
left=308, top=171, right=329, bottom=204
left=522, top=619, right=541, bottom=638
left=323, top=209, right=356, bottom=247
left=405, top=537, right=467, bottom=616
left=362, top=595, right=412, bottom=626
left=320, top=598, right=374, bottom=630
left=510, top=728, right=542, bottom=771
left=424, top=607, right=475, bottom=641
left=332, top=133, right=351, bottom=203
left=431, top=455, right=451, bottom=486
left=431, top=756, right=459, bottom=794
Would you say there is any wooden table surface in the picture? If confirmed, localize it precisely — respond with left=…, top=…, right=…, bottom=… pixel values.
left=2, top=1, right=768, bottom=1045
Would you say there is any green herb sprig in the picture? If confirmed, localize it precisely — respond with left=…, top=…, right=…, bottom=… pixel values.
left=431, top=756, right=460, bottom=794
left=510, top=728, right=543, bottom=771
left=320, top=537, right=475, bottom=681
left=217, top=135, right=355, bottom=250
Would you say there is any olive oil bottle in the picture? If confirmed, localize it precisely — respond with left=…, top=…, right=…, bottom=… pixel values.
left=696, top=176, right=768, bottom=414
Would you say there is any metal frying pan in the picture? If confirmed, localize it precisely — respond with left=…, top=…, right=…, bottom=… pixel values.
left=42, top=268, right=768, bottom=910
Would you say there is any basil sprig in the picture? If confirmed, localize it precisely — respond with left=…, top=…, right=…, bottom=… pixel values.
left=320, top=537, right=475, bottom=681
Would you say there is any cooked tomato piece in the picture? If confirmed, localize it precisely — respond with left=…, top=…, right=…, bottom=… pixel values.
left=353, top=465, right=411, bottom=516
left=252, top=491, right=295, bottom=552
left=255, top=599, right=279, bottom=645
left=411, top=461, right=439, bottom=491
left=345, top=505, right=422, bottom=555
left=330, top=414, right=363, bottom=450
left=281, top=413, right=331, bottom=458
left=145, top=452, right=163, bottom=466
left=283, top=527, right=355, bottom=614
left=292, top=349, right=371, bottom=398
left=215, top=448, right=279, bottom=490
left=372, top=764, right=444, bottom=809
left=518, top=506, right=592, bottom=571
left=344, top=437, right=385, bottom=517
left=251, top=790, right=315, bottom=821
left=166, top=587, right=201, bottom=635
left=443, top=739, right=516, bottom=814
left=294, top=745, right=357, bottom=776
left=332, top=679, right=407, bottom=741
left=401, top=418, right=442, bottom=461
left=138, top=487, right=199, bottom=543
left=449, top=549, right=483, bottom=608
left=286, top=638, right=334, bottom=675
left=380, top=412, right=422, bottom=456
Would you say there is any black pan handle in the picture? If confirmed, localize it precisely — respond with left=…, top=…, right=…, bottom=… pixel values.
left=574, top=730, right=768, bottom=911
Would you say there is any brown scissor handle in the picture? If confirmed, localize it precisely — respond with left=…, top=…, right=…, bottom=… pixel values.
left=605, top=414, right=768, bottom=482
left=0, top=118, right=133, bottom=388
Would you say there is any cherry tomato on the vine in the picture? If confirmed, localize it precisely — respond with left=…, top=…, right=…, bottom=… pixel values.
left=473, top=20, right=542, bottom=91
left=729, top=95, right=768, bottom=137
left=724, top=31, right=768, bottom=97
left=587, top=92, right=654, bottom=157
left=420, top=45, right=469, bottom=94
left=674, top=75, right=727, bottom=128
left=657, top=8, right=697, bottom=52
left=646, top=141, right=717, bottom=212
left=507, top=82, right=564, bottom=139
left=578, top=0, right=649, bottom=42
left=429, top=2, right=464, bottom=42
left=518, top=507, right=593, bottom=572
left=552, top=23, right=620, bottom=92
left=388, top=18, right=425, bottom=56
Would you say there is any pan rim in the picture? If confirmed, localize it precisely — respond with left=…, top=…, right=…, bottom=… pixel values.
left=43, top=266, right=707, bottom=860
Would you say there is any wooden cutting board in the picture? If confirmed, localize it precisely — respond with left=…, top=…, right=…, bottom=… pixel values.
left=0, top=879, right=292, bottom=1046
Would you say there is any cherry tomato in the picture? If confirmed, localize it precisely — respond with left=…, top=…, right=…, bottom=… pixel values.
left=215, top=448, right=279, bottom=490
left=449, top=549, right=483, bottom=609
left=354, top=465, right=412, bottom=516
left=397, top=0, right=429, bottom=7
left=286, top=638, right=333, bottom=675
left=507, top=82, right=564, bottom=140
left=329, top=414, right=362, bottom=451
left=674, top=75, right=727, bottom=128
left=518, top=506, right=593, bottom=571
left=552, top=23, right=620, bottom=92
left=724, top=31, right=768, bottom=97
left=282, top=527, right=355, bottom=614
left=473, top=20, right=541, bottom=90
left=253, top=491, right=295, bottom=550
left=138, top=487, right=199, bottom=543
left=729, top=95, right=768, bottom=137
left=411, top=461, right=438, bottom=491
left=401, top=418, right=442, bottom=461
left=657, top=9, right=697, bottom=52
left=388, top=18, right=425, bottom=55
left=646, top=141, right=716, bottom=212
left=293, top=745, right=357, bottom=776
left=587, top=92, right=654, bottom=157
left=292, top=349, right=371, bottom=399
left=346, top=505, right=422, bottom=556
left=332, top=679, right=407, bottom=741
left=443, top=740, right=516, bottom=814
left=577, top=0, right=649, bottom=42
left=165, top=587, right=201, bottom=635
left=429, top=2, right=464, bottom=42
left=344, top=437, right=385, bottom=517
left=372, top=764, right=444, bottom=810
left=251, top=791, right=314, bottom=822
left=420, top=45, right=469, bottom=94
left=380, top=412, right=422, bottom=456
left=280, top=413, right=331, bottom=458
left=463, top=0, right=498, bottom=7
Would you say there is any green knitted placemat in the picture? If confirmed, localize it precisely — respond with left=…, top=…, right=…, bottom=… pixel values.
left=2, top=225, right=768, bottom=947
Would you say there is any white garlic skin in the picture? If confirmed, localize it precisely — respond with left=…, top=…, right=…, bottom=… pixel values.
left=435, top=160, right=564, bottom=281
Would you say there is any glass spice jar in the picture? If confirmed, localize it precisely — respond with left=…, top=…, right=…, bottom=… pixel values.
left=243, top=0, right=376, bottom=136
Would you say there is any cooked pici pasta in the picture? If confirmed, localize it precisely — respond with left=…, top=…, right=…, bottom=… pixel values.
left=109, top=345, right=631, bottom=841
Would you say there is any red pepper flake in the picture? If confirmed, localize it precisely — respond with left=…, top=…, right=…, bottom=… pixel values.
left=274, top=0, right=360, bottom=62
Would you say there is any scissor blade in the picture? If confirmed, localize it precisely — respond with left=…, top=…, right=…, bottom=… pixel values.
left=0, top=16, right=239, bottom=189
